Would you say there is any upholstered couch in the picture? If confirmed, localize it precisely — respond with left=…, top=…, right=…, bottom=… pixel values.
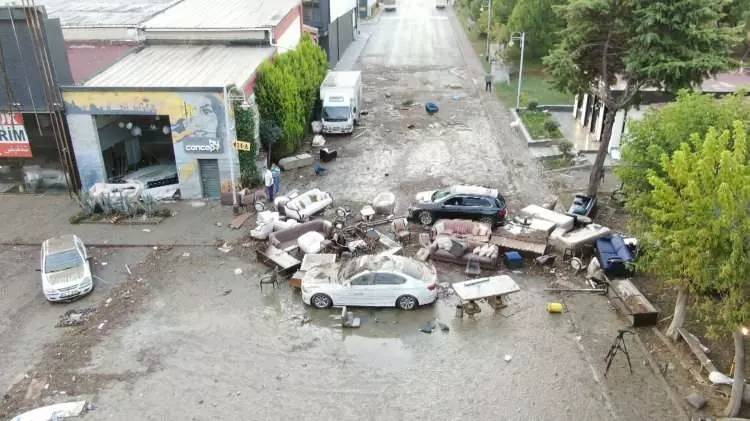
left=269, top=220, right=333, bottom=252
left=596, top=234, right=635, bottom=277
left=428, top=238, right=499, bottom=269
left=283, top=189, right=333, bottom=221
left=431, top=219, right=492, bottom=243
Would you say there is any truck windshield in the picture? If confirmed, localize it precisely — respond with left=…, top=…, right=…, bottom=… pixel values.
left=323, top=106, right=350, bottom=122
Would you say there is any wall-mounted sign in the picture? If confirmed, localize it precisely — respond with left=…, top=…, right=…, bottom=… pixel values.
left=183, top=137, right=223, bottom=153
left=0, top=113, right=31, bottom=158
left=233, top=140, right=252, bottom=151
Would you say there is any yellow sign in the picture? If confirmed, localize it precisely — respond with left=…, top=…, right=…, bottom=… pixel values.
left=233, top=140, right=252, bottom=151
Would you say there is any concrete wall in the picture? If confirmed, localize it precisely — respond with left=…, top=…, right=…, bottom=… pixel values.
left=63, top=89, right=239, bottom=199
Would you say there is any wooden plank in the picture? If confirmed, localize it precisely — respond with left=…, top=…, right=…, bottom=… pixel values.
left=230, top=212, right=252, bottom=229
left=651, top=327, right=707, bottom=384
left=677, top=328, right=718, bottom=374
left=611, top=279, right=659, bottom=327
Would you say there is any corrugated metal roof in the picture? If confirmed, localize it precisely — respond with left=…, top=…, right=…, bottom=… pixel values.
left=144, top=0, right=299, bottom=29
left=31, top=0, right=181, bottom=26
left=83, top=45, right=275, bottom=88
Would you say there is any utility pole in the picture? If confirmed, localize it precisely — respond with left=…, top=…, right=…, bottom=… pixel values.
left=485, top=0, right=492, bottom=61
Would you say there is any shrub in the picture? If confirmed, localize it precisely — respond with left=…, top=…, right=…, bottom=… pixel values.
left=527, top=101, right=539, bottom=111
left=557, top=140, right=574, bottom=156
left=544, top=119, right=559, bottom=134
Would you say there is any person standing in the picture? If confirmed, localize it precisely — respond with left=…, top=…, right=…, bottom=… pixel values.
left=485, top=72, right=493, bottom=92
left=263, top=165, right=274, bottom=202
left=271, top=164, right=281, bottom=196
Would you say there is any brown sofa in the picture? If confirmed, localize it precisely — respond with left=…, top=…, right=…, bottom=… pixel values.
left=431, top=219, right=492, bottom=243
left=269, top=220, right=333, bottom=252
left=428, top=238, right=499, bottom=269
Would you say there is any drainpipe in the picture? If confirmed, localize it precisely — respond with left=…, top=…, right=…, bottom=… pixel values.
left=223, top=85, right=238, bottom=210
left=267, top=29, right=277, bottom=47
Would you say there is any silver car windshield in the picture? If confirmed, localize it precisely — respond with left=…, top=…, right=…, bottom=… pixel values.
left=45, top=249, right=83, bottom=273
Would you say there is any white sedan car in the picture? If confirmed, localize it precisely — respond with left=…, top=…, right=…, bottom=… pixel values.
left=301, top=255, right=438, bottom=310
left=40, top=235, right=93, bottom=302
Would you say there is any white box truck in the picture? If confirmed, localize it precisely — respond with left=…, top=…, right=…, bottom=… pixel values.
left=383, top=0, right=397, bottom=11
left=320, top=71, right=362, bottom=135
left=435, top=0, right=448, bottom=8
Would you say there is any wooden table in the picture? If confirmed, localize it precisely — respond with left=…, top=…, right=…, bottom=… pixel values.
left=256, top=246, right=301, bottom=276
left=452, top=275, right=521, bottom=316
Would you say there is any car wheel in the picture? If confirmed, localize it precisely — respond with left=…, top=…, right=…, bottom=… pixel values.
left=311, top=293, right=332, bottom=309
left=479, top=216, right=495, bottom=226
left=418, top=211, right=434, bottom=226
left=396, top=295, right=418, bottom=310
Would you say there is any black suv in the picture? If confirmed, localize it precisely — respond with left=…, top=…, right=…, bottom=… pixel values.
left=407, top=186, right=507, bottom=226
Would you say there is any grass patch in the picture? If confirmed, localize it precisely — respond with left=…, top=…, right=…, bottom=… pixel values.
left=520, top=110, right=564, bottom=139
left=495, top=61, right=571, bottom=108
left=542, top=155, right=576, bottom=170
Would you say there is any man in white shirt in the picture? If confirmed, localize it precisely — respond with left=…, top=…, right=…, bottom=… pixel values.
left=263, top=165, right=274, bottom=202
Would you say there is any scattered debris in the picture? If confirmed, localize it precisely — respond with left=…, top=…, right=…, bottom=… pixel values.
left=535, top=255, right=556, bottom=265
left=125, top=264, right=132, bottom=275
left=141, top=228, right=151, bottom=233
left=230, top=213, right=252, bottom=230
left=407, top=124, right=416, bottom=129
left=181, top=252, right=191, bottom=258
left=301, top=315, right=311, bottom=325
left=385, top=92, right=391, bottom=98
left=97, top=321, right=107, bottom=330
left=10, top=400, right=88, bottom=421
left=685, top=392, right=707, bottom=409
left=312, top=134, right=326, bottom=147
left=504, top=354, right=512, bottom=362
left=56, top=307, right=96, bottom=327
left=401, top=99, right=414, bottom=107
left=191, top=201, right=206, bottom=208
left=708, top=370, right=733, bottom=385
left=425, top=102, right=439, bottom=114
left=438, top=321, right=450, bottom=332
left=546, top=302, right=564, bottom=313
left=216, top=222, right=222, bottom=227
left=419, top=320, right=435, bottom=334
left=105, top=298, right=112, bottom=306
left=218, top=243, right=233, bottom=253
left=100, top=262, right=108, bottom=266
left=233, top=268, right=243, bottom=275
left=222, top=289, right=232, bottom=296
left=341, top=306, right=360, bottom=328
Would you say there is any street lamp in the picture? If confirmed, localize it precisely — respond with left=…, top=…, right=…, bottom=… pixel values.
left=508, top=32, right=526, bottom=112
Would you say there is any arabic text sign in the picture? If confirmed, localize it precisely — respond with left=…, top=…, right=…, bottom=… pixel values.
left=0, top=113, right=31, bottom=158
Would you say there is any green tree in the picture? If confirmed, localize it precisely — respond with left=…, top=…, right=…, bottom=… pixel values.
left=544, top=0, right=740, bottom=197
left=618, top=91, right=750, bottom=218
left=640, top=122, right=750, bottom=416
left=233, top=102, right=259, bottom=187
left=254, top=35, right=328, bottom=159
left=507, top=0, right=566, bottom=59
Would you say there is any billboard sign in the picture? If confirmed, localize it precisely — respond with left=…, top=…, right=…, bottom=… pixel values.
left=0, top=113, right=31, bottom=158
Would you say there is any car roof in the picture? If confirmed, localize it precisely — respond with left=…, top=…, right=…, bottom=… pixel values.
left=342, top=255, right=428, bottom=277
left=448, top=185, right=499, bottom=198
left=44, top=234, right=78, bottom=254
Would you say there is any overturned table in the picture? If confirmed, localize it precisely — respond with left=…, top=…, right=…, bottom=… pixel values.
left=452, top=275, right=521, bottom=316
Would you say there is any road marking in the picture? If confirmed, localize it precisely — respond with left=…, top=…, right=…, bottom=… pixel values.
left=379, top=16, right=449, bottom=21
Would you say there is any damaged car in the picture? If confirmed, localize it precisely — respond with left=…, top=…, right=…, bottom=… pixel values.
left=301, top=255, right=437, bottom=310
left=39, top=235, right=93, bottom=302
left=408, top=185, right=507, bottom=226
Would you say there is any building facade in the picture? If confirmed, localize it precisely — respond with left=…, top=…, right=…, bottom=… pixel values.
left=38, top=0, right=303, bottom=199
left=303, top=0, right=357, bottom=65
left=0, top=6, right=77, bottom=194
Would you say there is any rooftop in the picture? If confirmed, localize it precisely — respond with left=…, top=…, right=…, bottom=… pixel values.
left=81, top=45, right=275, bottom=88
left=143, top=0, right=300, bottom=30
left=30, top=0, right=181, bottom=27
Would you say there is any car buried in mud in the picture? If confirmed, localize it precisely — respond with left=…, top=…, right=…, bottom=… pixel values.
left=301, top=255, right=438, bottom=310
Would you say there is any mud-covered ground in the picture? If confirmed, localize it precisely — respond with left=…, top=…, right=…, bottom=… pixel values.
left=0, top=0, right=693, bottom=419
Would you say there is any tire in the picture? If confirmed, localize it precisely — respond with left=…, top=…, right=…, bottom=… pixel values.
left=311, top=293, right=332, bottom=309
left=396, top=295, right=418, bottom=310
left=418, top=211, right=434, bottom=226
left=479, top=216, right=495, bottom=226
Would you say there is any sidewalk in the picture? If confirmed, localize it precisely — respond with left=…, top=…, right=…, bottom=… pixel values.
left=0, top=194, right=246, bottom=246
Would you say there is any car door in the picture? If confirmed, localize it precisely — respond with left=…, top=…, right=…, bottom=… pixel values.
left=373, top=272, right=407, bottom=306
left=440, top=195, right=465, bottom=219
left=462, top=196, right=488, bottom=219
left=342, top=272, right=374, bottom=306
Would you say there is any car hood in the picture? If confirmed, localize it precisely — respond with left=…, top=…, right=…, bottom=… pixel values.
left=45, top=265, right=87, bottom=286
left=415, top=190, right=436, bottom=203
left=301, top=264, right=341, bottom=287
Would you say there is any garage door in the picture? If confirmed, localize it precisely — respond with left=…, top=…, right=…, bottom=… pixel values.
left=198, top=159, right=220, bottom=199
